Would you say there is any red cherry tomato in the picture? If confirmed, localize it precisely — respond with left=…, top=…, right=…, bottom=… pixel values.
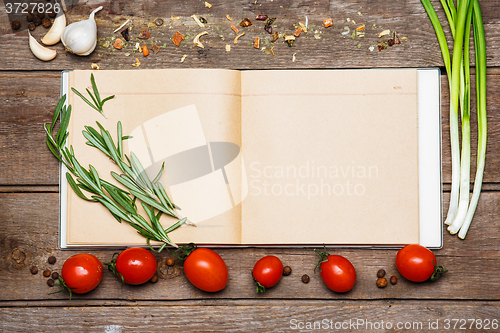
left=61, top=253, right=103, bottom=295
left=396, top=244, right=446, bottom=282
left=252, top=255, right=283, bottom=292
left=317, top=250, right=356, bottom=293
left=183, top=248, right=228, bottom=292
left=113, top=248, right=157, bottom=285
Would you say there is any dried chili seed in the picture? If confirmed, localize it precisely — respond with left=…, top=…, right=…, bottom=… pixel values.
left=42, top=17, right=52, bottom=28
left=28, top=22, right=36, bottom=31
left=376, top=277, right=388, bottom=288
left=264, top=17, right=276, bottom=34
left=43, top=269, right=51, bottom=277
left=294, top=28, right=302, bottom=37
left=121, top=27, right=130, bottom=41
left=255, top=14, right=267, bottom=21
left=390, top=276, right=397, bottom=285
left=150, top=274, right=158, bottom=283
left=113, top=38, right=124, bottom=49
left=172, top=31, right=185, bottom=47
left=26, top=13, right=34, bottom=22
left=51, top=272, right=59, bottom=279
left=283, top=266, right=292, bottom=276
left=37, top=12, right=44, bottom=19
left=377, top=269, right=386, bottom=278
left=33, top=16, right=42, bottom=26
left=301, top=274, right=310, bottom=283
left=240, top=18, right=252, bottom=27
left=47, top=278, right=54, bottom=287
left=11, top=20, right=21, bottom=30
left=154, top=18, right=164, bottom=26
left=30, top=266, right=38, bottom=274
left=166, top=258, right=175, bottom=266
left=138, top=30, right=150, bottom=39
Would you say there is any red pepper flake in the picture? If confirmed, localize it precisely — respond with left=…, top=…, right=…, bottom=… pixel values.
left=323, top=18, right=333, bottom=28
left=113, top=38, right=124, bottom=49
left=172, top=31, right=185, bottom=46
left=253, top=37, right=260, bottom=49
left=231, top=24, right=239, bottom=34
left=387, top=31, right=401, bottom=46
left=138, top=30, right=150, bottom=39
left=256, top=14, right=267, bottom=21
left=294, top=28, right=302, bottom=37
left=240, top=18, right=252, bottom=27
left=271, top=31, right=280, bottom=43
left=378, top=41, right=388, bottom=51
left=151, top=43, right=160, bottom=54
left=264, top=17, right=276, bottom=34
left=142, top=45, right=149, bottom=56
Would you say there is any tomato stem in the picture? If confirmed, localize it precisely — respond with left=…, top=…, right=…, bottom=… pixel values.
left=430, top=261, right=448, bottom=281
left=253, top=276, right=266, bottom=293
left=50, top=276, right=77, bottom=301
left=167, top=243, right=198, bottom=261
left=104, top=253, right=125, bottom=287
left=314, top=245, right=330, bottom=273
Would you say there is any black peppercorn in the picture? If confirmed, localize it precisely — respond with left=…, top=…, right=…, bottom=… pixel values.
left=11, top=21, right=21, bottom=30
left=43, top=269, right=51, bottom=277
left=47, top=278, right=54, bottom=287
left=150, top=274, right=158, bottom=283
left=283, top=266, right=292, bottom=276
left=377, top=269, right=386, bottom=278
left=30, top=266, right=38, bottom=274
left=28, top=22, right=36, bottom=31
left=390, top=276, right=397, bottom=285
left=26, top=13, right=34, bottom=22
left=166, top=258, right=175, bottom=266
left=376, top=277, right=388, bottom=288
left=42, top=17, right=52, bottom=28
left=33, top=16, right=42, bottom=26
left=48, top=256, right=56, bottom=265
left=37, top=12, right=44, bottom=19
left=48, top=11, right=56, bottom=18
left=51, top=272, right=59, bottom=279
left=301, top=274, right=310, bottom=283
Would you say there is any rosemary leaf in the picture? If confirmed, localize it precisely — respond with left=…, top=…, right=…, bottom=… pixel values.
left=117, top=121, right=123, bottom=157
left=90, top=73, right=101, bottom=104
left=71, top=87, right=98, bottom=112
left=51, top=95, right=66, bottom=130
left=129, top=188, right=175, bottom=216
left=152, top=162, right=165, bottom=184
left=165, top=217, right=187, bottom=233
left=86, top=88, right=101, bottom=110
left=66, top=172, right=92, bottom=201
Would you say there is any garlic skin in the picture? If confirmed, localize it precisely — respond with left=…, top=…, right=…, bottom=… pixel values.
left=41, top=12, right=66, bottom=45
left=61, top=6, right=102, bottom=56
left=29, top=32, right=57, bottom=61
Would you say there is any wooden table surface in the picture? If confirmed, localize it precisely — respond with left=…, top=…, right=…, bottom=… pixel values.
left=1, top=0, right=499, bottom=331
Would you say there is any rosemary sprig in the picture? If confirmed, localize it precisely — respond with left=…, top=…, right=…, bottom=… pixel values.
left=45, top=94, right=186, bottom=250
left=71, top=73, right=115, bottom=118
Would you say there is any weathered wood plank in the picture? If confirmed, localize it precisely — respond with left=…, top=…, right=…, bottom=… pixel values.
left=0, top=0, right=500, bottom=70
left=0, top=192, right=499, bottom=301
left=1, top=71, right=500, bottom=186
left=1, top=301, right=499, bottom=332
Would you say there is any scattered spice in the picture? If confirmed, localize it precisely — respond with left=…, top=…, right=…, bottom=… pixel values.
left=193, top=31, right=209, bottom=48
left=166, top=258, right=175, bottom=266
left=253, top=37, right=260, bottom=49
left=388, top=31, right=401, bottom=46
left=341, top=26, right=350, bottom=35
left=225, top=44, right=231, bottom=52
left=172, top=31, right=185, bottom=46
left=204, top=1, right=212, bottom=8
left=47, top=278, right=54, bottom=287
left=390, top=276, right=398, bottom=285
left=180, top=54, right=187, bottom=63
left=256, top=14, right=267, bottom=21
left=150, top=274, right=158, bottom=283
left=154, top=18, right=164, bottom=26
left=121, top=27, right=130, bottom=41
left=51, top=272, right=59, bottom=279
left=42, top=17, right=52, bottom=28
left=151, top=43, right=160, bottom=54
left=26, top=13, right=34, bottom=22
left=113, top=39, right=124, bottom=50
left=271, top=32, right=280, bottom=42
left=369, top=45, right=376, bottom=52
left=264, top=17, right=275, bottom=34
left=377, top=269, right=386, bottom=278
left=191, top=14, right=206, bottom=28
left=378, top=29, right=391, bottom=38
left=199, top=17, right=208, bottom=24
left=298, top=22, right=307, bottom=33
left=283, top=266, right=292, bottom=276
left=284, top=35, right=295, bottom=47
left=231, top=24, right=239, bottom=34
left=226, top=14, right=233, bottom=21
left=240, top=18, right=252, bottom=27
left=30, top=266, right=38, bottom=274
left=270, top=45, right=275, bottom=56
left=356, top=24, right=365, bottom=31
left=234, top=32, right=245, bottom=44
left=138, top=30, right=150, bottom=39
left=43, top=269, right=51, bottom=277
left=91, top=63, right=100, bottom=70
left=323, top=18, right=333, bottom=28
left=171, top=16, right=181, bottom=21
left=28, top=22, right=36, bottom=31
left=132, top=58, right=141, bottom=67
left=376, top=277, right=388, bottom=288
left=294, top=28, right=302, bottom=37
left=11, top=20, right=21, bottom=30
left=301, top=274, right=310, bottom=283
left=142, top=45, right=149, bottom=56
left=292, top=52, right=296, bottom=62
left=378, top=40, right=388, bottom=51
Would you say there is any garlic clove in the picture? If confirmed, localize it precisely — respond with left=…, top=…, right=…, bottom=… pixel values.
left=41, top=12, right=66, bottom=45
left=29, top=32, right=57, bottom=61
left=61, top=6, right=102, bottom=56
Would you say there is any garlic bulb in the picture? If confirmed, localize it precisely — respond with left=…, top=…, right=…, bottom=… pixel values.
left=29, top=32, right=57, bottom=61
left=61, top=6, right=102, bottom=56
left=41, top=12, right=66, bottom=45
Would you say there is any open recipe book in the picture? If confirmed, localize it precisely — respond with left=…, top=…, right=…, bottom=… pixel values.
left=60, top=68, right=442, bottom=249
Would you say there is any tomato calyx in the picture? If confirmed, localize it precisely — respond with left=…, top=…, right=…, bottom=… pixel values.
left=104, top=252, right=125, bottom=287
left=314, top=245, right=331, bottom=273
left=50, top=276, right=77, bottom=301
left=167, top=243, right=198, bottom=261
left=430, top=261, right=448, bottom=281
left=253, top=275, right=267, bottom=293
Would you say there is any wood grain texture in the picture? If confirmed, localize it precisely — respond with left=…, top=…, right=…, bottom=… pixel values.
left=0, top=0, right=499, bottom=70
left=0, top=192, right=499, bottom=302
left=1, top=71, right=500, bottom=186
left=1, top=301, right=499, bottom=332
